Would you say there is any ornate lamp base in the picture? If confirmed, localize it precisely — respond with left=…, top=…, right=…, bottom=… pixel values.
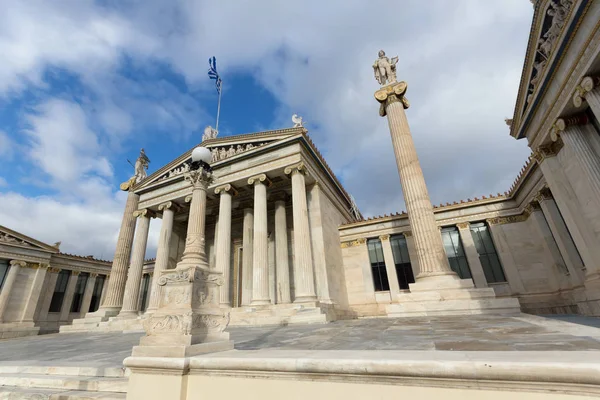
left=132, top=266, right=233, bottom=358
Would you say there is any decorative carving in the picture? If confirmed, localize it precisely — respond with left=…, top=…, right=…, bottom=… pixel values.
left=534, top=137, right=564, bottom=162
left=214, top=183, right=238, bottom=196
left=340, top=238, right=367, bottom=248
left=9, top=260, right=27, bottom=268
left=456, top=222, right=470, bottom=230
left=524, top=200, right=542, bottom=216
left=133, top=209, right=156, bottom=219
left=379, top=235, right=390, bottom=241
left=402, top=231, right=412, bottom=237
left=0, top=233, right=32, bottom=247
left=486, top=214, right=529, bottom=225
left=526, top=0, right=575, bottom=107
left=185, top=169, right=213, bottom=189
left=374, top=81, right=410, bottom=116
left=248, top=173, right=272, bottom=187
left=202, top=126, right=218, bottom=141
left=158, top=201, right=182, bottom=213
left=158, top=267, right=225, bottom=287
left=373, top=50, right=399, bottom=86
left=348, top=194, right=362, bottom=221
left=144, top=310, right=230, bottom=336
left=284, top=162, right=306, bottom=176
left=549, top=113, right=589, bottom=142
left=572, top=75, right=600, bottom=107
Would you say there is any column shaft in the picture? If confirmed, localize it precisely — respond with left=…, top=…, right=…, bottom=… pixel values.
left=584, top=88, right=600, bottom=122
left=147, top=204, right=175, bottom=313
left=456, top=224, right=488, bottom=288
left=119, top=211, right=152, bottom=316
left=385, top=100, right=453, bottom=278
left=251, top=179, right=270, bottom=305
left=101, top=190, right=140, bottom=312
left=561, top=125, right=600, bottom=209
left=241, top=208, right=254, bottom=305
left=59, top=272, right=79, bottom=322
left=380, top=236, right=401, bottom=299
left=274, top=199, right=291, bottom=304
left=37, top=271, right=59, bottom=323
left=79, top=274, right=97, bottom=317
left=287, top=167, right=317, bottom=302
left=0, top=261, right=23, bottom=322
left=179, top=186, right=208, bottom=268
left=20, top=265, right=48, bottom=322
left=216, top=189, right=233, bottom=306
left=529, top=207, right=568, bottom=290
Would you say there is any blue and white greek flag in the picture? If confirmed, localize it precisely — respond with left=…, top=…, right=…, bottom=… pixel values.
left=208, top=56, right=222, bottom=94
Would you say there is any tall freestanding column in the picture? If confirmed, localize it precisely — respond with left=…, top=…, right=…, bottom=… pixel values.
left=96, top=188, right=140, bottom=317
left=249, top=174, right=271, bottom=305
left=241, top=208, right=254, bottom=305
left=117, top=209, right=154, bottom=318
left=274, top=196, right=291, bottom=304
left=215, top=184, right=237, bottom=306
left=374, top=77, right=454, bottom=281
left=285, top=163, right=317, bottom=302
left=0, top=260, right=24, bottom=322
left=146, top=201, right=178, bottom=314
left=134, top=150, right=232, bottom=357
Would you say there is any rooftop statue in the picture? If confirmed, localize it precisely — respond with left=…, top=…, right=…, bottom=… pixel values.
left=292, top=114, right=305, bottom=128
left=373, top=50, right=399, bottom=86
left=202, top=125, right=218, bottom=141
left=134, top=148, right=150, bottom=183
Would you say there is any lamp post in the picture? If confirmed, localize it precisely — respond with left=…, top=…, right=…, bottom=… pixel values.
left=132, top=146, right=233, bottom=357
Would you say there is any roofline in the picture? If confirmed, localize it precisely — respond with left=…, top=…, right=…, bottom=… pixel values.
left=0, top=225, right=59, bottom=253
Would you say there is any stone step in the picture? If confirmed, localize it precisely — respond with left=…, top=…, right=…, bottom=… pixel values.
left=0, top=374, right=128, bottom=393
left=386, top=297, right=521, bottom=318
left=0, top=367, right=127, bottom=378
left=0, top=386, right=126, bottom=400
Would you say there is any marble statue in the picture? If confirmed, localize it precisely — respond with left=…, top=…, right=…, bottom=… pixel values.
left=292, top=114, right=305, bottom=128
left=373, top=50, right=399, bottom=86
left=226, top=146, right=236, bottom=157
left=202, top=126, right=218, bottom=142
left=236, top=145, right=244, bottom=154
left=211, top=148, right=219, bottom=162
left=134, top=148, right=150, bottom=183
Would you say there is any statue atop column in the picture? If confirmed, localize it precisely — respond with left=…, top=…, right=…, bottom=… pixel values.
left=134, top=148, right=150, bottom=183
left=373, top=50, right=399, bottom=86
left=202, top=125, right=218, bottom=141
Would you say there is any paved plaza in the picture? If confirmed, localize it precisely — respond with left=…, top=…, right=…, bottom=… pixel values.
left=1, top=314, right=600, bottom=368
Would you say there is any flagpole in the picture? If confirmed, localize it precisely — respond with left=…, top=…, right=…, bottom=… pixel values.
left=215, top=86, right=222, bottom=132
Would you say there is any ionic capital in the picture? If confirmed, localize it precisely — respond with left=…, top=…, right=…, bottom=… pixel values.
left=534, top=137, right=564, bottom=162
left=379, top=234, right=390, bottom=241
left=72, top=271, right=81, bottom=276
left=456, top=222, right=470, bottom=230
left=214, top=183, right=238, bottom=196
left=91, top=273, right=99, bottom=278
left=248, top=173, right=272, bottom=187
left=133, top=209, right=157, bottom=219
left=524, top=200, right=542, bottom=216
left=573, top=75, right=600, bottom=107
left=48, top=267, right=61, bottom=273
left=9, top=260, right=27, bottom=268
left=537, top=186, right=553, bottom=202
left=158, top=201, right=182, bottom=213
left=284, top=162, right=307, bottom=177
left=184, top=195, right=193, bottom=203
left=549, top=113, right=590, bottom=142
left=402, top=231, right=412, bottom=237
left=374, top=81, right=410, bottom=117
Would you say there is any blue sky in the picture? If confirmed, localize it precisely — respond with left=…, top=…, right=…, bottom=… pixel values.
left=0, top=0, right=534, bottom=259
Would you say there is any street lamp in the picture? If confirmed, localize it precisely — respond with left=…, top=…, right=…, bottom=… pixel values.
left=190, top=146, right=212, bottom=172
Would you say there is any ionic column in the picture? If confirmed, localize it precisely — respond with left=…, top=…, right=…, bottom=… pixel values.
left=536, top=188, right=585, bottom=284
left=178, top=173, right=210, bottom=269
left=456, top=222, right=488, bottom=288
left=285, top=163, right=317, bottom=302
left=0, top=260, right=24, bottom=322
left=215, top=184, right=237, bottom=306
left=59, top=271, right=79, bottom=322
left=20, top=264, right=49, bottom=322
left=241, top=208, right=254, bottom=306
left=248, top=174, right=271, bottom=305
left=79, top=273, right=97, bottom=317
left=375, top=82, right=455, bottom=280
left=117, top=209, right=155, bottom=318
left=379, top=235, right=401, bottom=299
left=99, top=189, right=140, bottom=315
left=146, top=202, right=178, bottom=313
left=573, top=75, right=600, bottom=121
left=274, top=196, right=291, bottom=304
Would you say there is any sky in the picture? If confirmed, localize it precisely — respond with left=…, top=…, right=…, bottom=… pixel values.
left=0, top=0, right=534, bottom=260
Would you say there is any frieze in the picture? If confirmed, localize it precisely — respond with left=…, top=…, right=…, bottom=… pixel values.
left=0, top=232, right=32, bottom=247
left=340, top=238, right=367, bottom=248
left=158, top=267, right=225, bottom=287
left=144, top=311, right=230, bottom=336
left=486, top=214, right=529, bottom=226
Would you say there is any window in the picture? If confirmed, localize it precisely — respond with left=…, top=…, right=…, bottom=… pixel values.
left=367, top=239, right=389, bottom=291
left=70, top=272, right=89, bottom=313
left=139, top=274, right=151, bottom=312
left=470, top=222, right=507, bottom=283
left=390, top=235, right=415, bottom=289
left=441, top=227, right=472, bottom=279
left=89, top=275, right=106, bottom=313
left=49, top=270, right=71, bottom=313
left=0, top=260, right=9, bottom=291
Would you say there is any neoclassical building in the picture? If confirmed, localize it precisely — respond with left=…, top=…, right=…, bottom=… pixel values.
left=0, top=0, right=599, bottom=343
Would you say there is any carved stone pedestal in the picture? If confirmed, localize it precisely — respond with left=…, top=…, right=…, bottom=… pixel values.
left=132, top=266, right=233, bottom=357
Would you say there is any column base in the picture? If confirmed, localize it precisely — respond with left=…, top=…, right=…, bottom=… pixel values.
left=294, top=295, right=318, bottom=304
left=113, top=310, right=140, bottom=320
left=386, top=275, right=522, bottom=318
left=250, top=299, right=271, bottom=306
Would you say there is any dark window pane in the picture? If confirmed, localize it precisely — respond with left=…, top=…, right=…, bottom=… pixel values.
left=139, top=274, right=151, bottom=312
left=89, top=275, right=106, bottom=313
left=49, top=270, right=71, bottom=313
left=70, top=273, right=89, bottom=313
left=469, top=224, right=507, bottom=283
left=0, top=260, right=9, bottom=290
left=367, top=239, right=389, bottom=292
left=390, top=235, right=415, bottom=290
left=441, top=228, right=472, bottom=280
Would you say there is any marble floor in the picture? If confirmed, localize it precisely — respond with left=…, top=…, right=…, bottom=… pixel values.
left=0, top=314, right=599, bottom=368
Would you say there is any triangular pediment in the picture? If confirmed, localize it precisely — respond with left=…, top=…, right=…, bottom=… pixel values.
left=510, top=0, right=578, bottom=139
left=136, top=127, right=305, bottom=190
left=0, top=225, right=59, bottom=252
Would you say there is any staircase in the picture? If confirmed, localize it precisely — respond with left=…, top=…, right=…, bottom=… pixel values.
left=0, top=365, right=128, bottom=399
left=228, top=302, right=334, bottom=326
